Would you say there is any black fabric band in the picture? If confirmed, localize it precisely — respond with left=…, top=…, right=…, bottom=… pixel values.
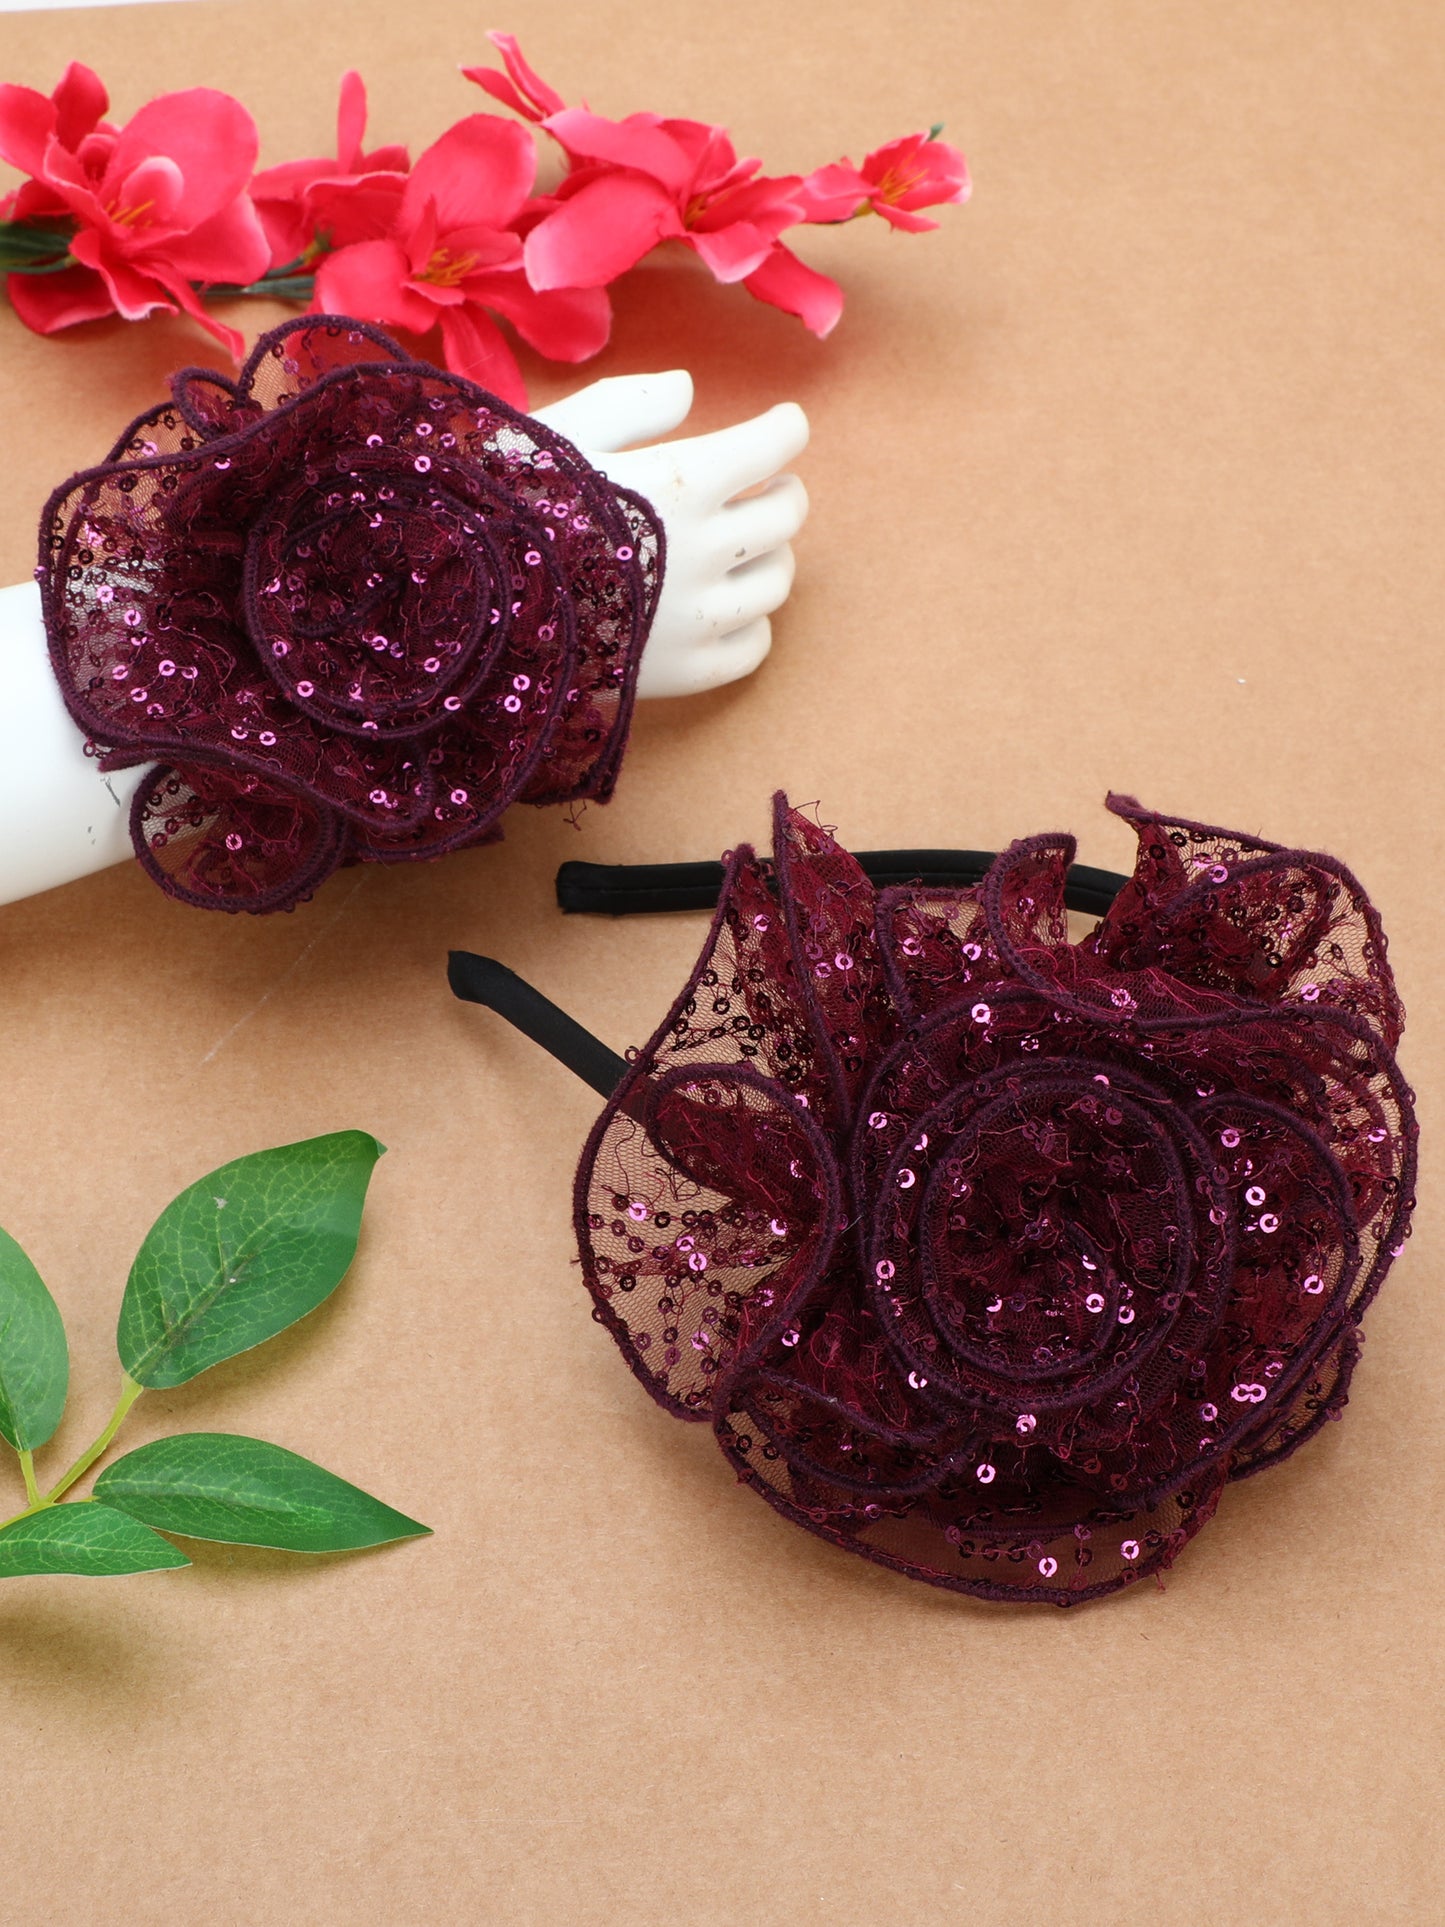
left=448, top=951, right=630, bottom=1100
left=556, top=851, right=1129, bottom=918
left=460, top=853, right=1130, bottom=1100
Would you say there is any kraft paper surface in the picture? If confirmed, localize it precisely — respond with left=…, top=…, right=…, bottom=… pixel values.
left=0, top=2, right=1440, bottom=1921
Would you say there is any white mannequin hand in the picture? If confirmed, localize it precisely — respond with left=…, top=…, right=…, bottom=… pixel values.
left=0, top=578, right=145, bottom=906
left=533, top=372, right=809, bottom=699
left=0, top=370, right=810, bottom=908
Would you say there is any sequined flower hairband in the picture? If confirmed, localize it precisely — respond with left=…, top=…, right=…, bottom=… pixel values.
left=450, top=793, right=1417, bottom=1607
left=35, top=316, right=665, bottom=913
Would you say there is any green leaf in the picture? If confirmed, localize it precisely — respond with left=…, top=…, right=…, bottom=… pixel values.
left=0, top=1225, right=69, bottom=1452
left=0, top=1503, right=188, bottom=1578
left=95, top=1434, right=431, bottom=1553
left=116, top=1132, right=384, bottom=1390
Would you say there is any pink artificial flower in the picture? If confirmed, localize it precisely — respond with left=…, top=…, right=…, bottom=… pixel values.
left=524, top=116, right=805, bottom=286
left=465, top=39, right=842, bottom=336
left=802, top=131, right=970, bottom=233
left=314, top=113, right=609, bottom=406
left=250, top=70, right=409, bottom=268
left=0, top=62, right=269, bottom=352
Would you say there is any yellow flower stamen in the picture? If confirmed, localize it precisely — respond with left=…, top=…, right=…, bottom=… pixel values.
left=421, top=245, right=480, bottom=288
left=874, top=165, right=928, bottom=206
left=105, top=197, right=156, bottom=228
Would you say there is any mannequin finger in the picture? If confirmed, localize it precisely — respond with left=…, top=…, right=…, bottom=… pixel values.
left=703, top=546, right=796, bottom=629
left=714, top=473, right=809, bottom=567
left=671, top=403, right=810, bottom=506
left=636, top=615, right=774, bottom=699
left=532, top=370, right=695, bottom=451
left=700, top=616, right=775, bottom=689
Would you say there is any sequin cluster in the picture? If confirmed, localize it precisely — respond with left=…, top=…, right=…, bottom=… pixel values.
left=39, top=317, right=665, bottom=911
left=577, top=794, right=1417, bottom=1605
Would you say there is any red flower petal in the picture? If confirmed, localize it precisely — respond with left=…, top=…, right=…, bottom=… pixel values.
left=693, top=171, right=803, bottom=233
left=335, top=69, right=367, bottom=171
left=873, top=204, right=942, bottom=234
left=429, top=220, right=523, bottom=271
left=655, top=117, right=743, bottom=189
left=798, top=159, right=868, bottom=222
left=104, top=89, right=260, bottom=227
left=400, top=114, right=535, bottom=239
left=315, top=238, right=441, bottom=334
left=688, top=221, right=785, bottom=285
left=489, top=32, right=567, bottom=114
left=9, top=176, right=70, bottom=223
left=0, top=81, right=56, bottom=178
left=69, top=226, right=173, bottom=319
left=437, top=303, right=527, bottom=404
left=253, top=195, right=314, bottom=268
left=303, top=171, right=408, bottom=251
left=6, top=262, right=117, bottom=333
left=523, top=172, right=680, bottom=291
left=462, top=68, right=536, bottom=122
left=160, top=191, right=271, bottom=286
left=150, top=264, right=248, bottom=359
left=742, top=243, right=844, bottom=337
left=116, top=153, right=186, bottom=228
left=51, top=61, right=109, bottom=151
left=542, top=109, right=692, bottom=195
left=461, top=33, right=567, bottom=123
left=474, top=274, right=611, bottom=362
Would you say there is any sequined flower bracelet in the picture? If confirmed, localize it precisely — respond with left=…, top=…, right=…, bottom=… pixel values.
left=451, top=794, right=1417, bottom=1606
left=38, top=316, right=664, bottom=912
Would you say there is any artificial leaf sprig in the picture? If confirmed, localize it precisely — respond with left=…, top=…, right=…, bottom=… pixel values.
left=0, top=1130, right=429, bottom=1581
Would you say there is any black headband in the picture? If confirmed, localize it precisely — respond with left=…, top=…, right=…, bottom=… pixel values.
left=451, top=847, right=1130, bottom=1098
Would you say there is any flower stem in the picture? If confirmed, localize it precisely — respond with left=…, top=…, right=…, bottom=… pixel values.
left=44, top=1374, right=143, bottom=1506
left=210, top=271, right=318, bottom=301
left=0, top=221, right=77, bottom=273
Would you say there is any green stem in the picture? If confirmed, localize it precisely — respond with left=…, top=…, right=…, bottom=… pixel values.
left=44, top=1375, right=143, bottom=1505
left=0, top=221, right=77, bottom=273
left=209, top=272, right=317, bottom=301
left=18, top=1449, right=39, bottom=1508
left=3, top=253, right=80, bottom=275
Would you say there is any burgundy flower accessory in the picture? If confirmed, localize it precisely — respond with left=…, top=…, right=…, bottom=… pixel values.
left=39, top=316, right=664, bottom=912
left=450, top=793, right=1417, bottom=1607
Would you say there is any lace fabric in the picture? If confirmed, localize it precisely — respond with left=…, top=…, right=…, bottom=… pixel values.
left=575, top=794, right=1417, bottom=1604
left=39, top=316, right=665, bottom=912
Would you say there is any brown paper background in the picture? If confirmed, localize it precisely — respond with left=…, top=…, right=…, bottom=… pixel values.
left=1, top=3, right=1440, bottom=1920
